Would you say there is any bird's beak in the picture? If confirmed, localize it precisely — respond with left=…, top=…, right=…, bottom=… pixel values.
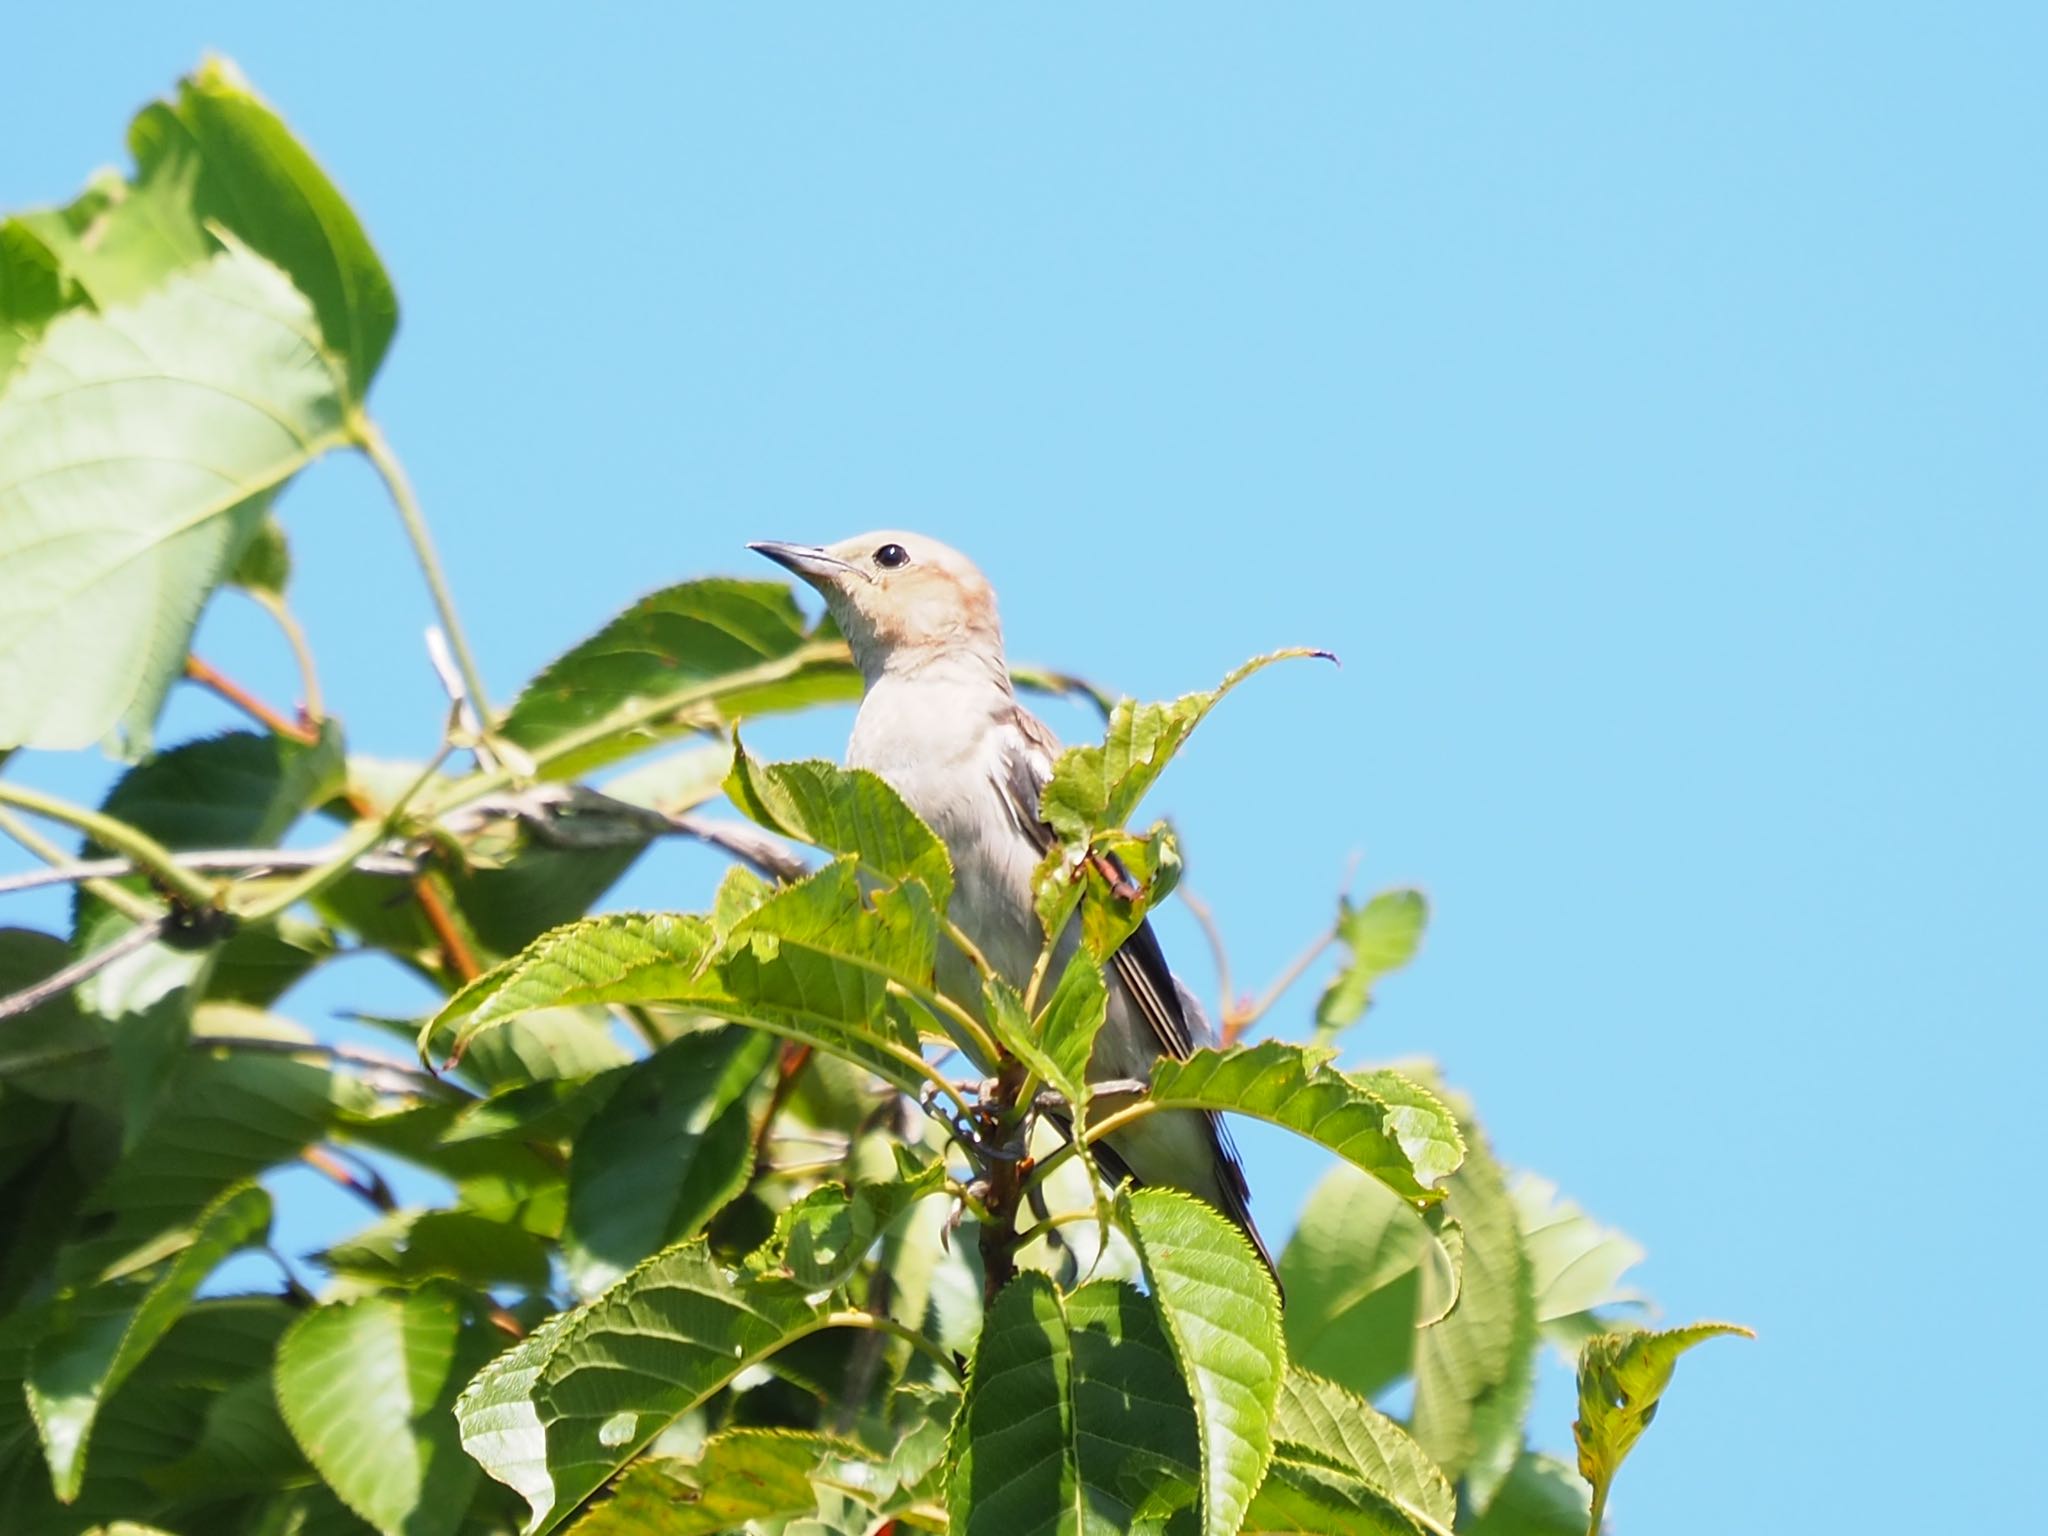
left=747, top=540, right=857, bottom=589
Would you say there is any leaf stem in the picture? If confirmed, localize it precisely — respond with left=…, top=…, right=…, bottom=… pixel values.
left=0, top=806, right=161, bottom=922
left=247, top=588, right=325, bottom=721
left=0, top=781, right=220, bottom=909
left=353, top=413, right=496, bottom=728
left=1586, top=1481, right=1609, bottom=1536
left=821, top=1309, right=963, bottom=1386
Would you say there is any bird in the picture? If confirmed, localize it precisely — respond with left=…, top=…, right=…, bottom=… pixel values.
left=749, top=531, right=1275, bottom=1280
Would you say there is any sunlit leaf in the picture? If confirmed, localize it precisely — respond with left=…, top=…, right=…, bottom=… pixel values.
left=1142, top=1043, right=1464, bottom=1205
left=764, top=1159, right=946, bottom=1293
left=1271, top=1369, right=1455, bottom=1535
left=725, top=741, right=953, bottom=909
left=1122, top=1189, right=1283, bottom=1536
left=25, top=1183, right=270, bottom=1499
left=454, top=1239, right=835, bottom=1534
left=1572, top=1322, right=1752, bottom=1526
left=502, top=579, right=857, bottom=777
left=1279, top=1167, right=1428, bottom=1405
left=1510, top=1173, right=1645, bottom=1340
left=315, top=1209, right=551, bottom=1294
left=948, top=1273, right=1200, bottom=1536
left=275, top=1286, right=498, bottom=1536
left=1313, top=890, right=1427, bottom=1042
left=0, top=244, right=352, bottom=753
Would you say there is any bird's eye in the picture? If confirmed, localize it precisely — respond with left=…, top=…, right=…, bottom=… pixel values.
left=874, top=543, right=910, bottom=569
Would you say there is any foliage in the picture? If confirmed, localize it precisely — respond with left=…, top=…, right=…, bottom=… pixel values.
left=0, top=61, right=1745, bottom=1536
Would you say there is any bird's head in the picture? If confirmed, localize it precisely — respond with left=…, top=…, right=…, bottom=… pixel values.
left=749, top=531, right=1004, bottom=683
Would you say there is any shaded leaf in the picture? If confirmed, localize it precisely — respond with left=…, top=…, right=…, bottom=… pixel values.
left=562, top=1026, right=774, bottom=1296
left=454, top=1239, right=833, bottom=1534
left=1143, top=1044, right=1464, bottom=1205
left=230, top=515, right=291, bottom=597
left=26, top=1183, right=270, bottom=1499
left=1456, top=1451, right=1589, bottom=1536
left=766, top=1160, right=946, bottom=1293
left=0, top=242, right=354, bottom=753
left=1242, top=1458, right=1433, bottom=1536
left=275, top=1287, right=497, bottom=1536
left=1123, top=1189, right=1284, bottom=1536
left=565, top=1429, right=864, bottom=1536
left=315, top=1209, right=551, bottom=1293
left=1280, top=1167, right=1428, bottom=1405
left=1572, top=1322, right=1752, bottom=1524
left=1313, top=891, right=1427, bottom=1042
left=948, top=1273, right=1200, bottom=1536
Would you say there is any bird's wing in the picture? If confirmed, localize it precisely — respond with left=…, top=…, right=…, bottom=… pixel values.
left=993, top=702, right=1195, bottom=1060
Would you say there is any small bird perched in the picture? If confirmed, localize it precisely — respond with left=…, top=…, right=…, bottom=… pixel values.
left=750, top=531, right=1274, bottom=1277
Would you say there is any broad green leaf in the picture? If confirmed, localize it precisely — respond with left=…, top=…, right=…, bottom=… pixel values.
left=13, top=149, right=208, bottom=312
left=1572, top=1322, right=1752, bottom=1525
left=562, top=1026, right=774, bottom=1296
left=88, top=728, right=345, bottom=874
left=601, top=740, right=735, bottom=816
left=948, top=1273, right=1200, bottom=1536
left=501, top=579, right=857, bottom=777
left=1410, top=1115, right=1536, bottom=1514
left=1242, top=1458, right=1436, bottom=1536
left=140, top=57, right=398, bottom=398
left=765, top=1160, right=946, bottom=1292
left=1037, top=649, right=1332, bottom=849
left=0, top=243, right=353, bottom=753
left=1038, top=951, right=1112, bottom=1105
left=26, top=1183, right=270, bottom=1499
left=441, top=1068, right=630, bottom=1146
left=725, top=742, right=953, bottom=909
left=0, top=927, right=108, bottom=1105
left=148, top=1370, right=305, bottom=1497
left=454, top=1239, right=835, bottom=1533
left=447, top=840, right=651, bottom=961
left=565, top=1429, right=866, bottom=1536
left=429, top=866, right=937, bottom=1099
left=1280, top=1166, right=1429, bottom=1405
left=1456, top=1451, right=1589, bottom=1536
left=1271, top=1369, right=1455, bottom=1535
left=275, top=1287, right=497, bottom=1536
left=1142, top=1044, right=1464, bottom=1206
left=1510, top=1174, right=1645, bottom=1333
left=315, top=1209, right=551, bottom=1294
left=1313, top=891, right=1427, bottom=1041
left=208, top=916, right=336, bottom=1007
left=1123, top=1189, right=1284, bottom=1536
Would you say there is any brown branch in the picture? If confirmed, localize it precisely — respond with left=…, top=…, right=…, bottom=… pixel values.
left=301, top=1145, right=397, bottom=1212
left=752, top=1043, right=815, bottom=1163
left=186, top=655, right=320, bottom=745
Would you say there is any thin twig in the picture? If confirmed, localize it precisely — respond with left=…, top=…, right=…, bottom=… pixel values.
left=0, top=806, right=160, bottom=923
left=302, top=1145, right=398, bottom=1212
left=0, top=917, right=169, bottom=1020
left=0, top=781, right=219, bottom=909
left=1223, top=925, right=1337, bottom=1045
left=185, top=655, right=321, bottom=745
left=0, top=847, right=421, bottom=897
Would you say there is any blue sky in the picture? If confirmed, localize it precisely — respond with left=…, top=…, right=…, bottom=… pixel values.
left=6, top=6, right=2043, bottom=1530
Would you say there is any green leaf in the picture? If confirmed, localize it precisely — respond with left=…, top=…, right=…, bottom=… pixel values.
left=1280, top=1167, right=1428, bottom=1406
left=1142, top=1044, right=1464, bottom=1206
left=1410, top=1116, right=1536, bottom=1514
left=502, top=580, right=857, bottom=777
left=13, top=152, right=209, bottom=312
left=1123, top=1189, right=1284, bottom=1536
left=430, top=865, right=936, bottom=1100
left=725, top=742, right=953, bottom=909
left=274, top=1287, right=498, bottom=1536
left=1314, top=891, right=1427, bottom=1042
left=1510, top=1174, right=1645, bottom=1336
left=562, top=1026, right=775, bottom=1296
left=0, top=218, right=73, bottom=388
left=1271, top=1369, right=1455, bottom=1535
left=948, top=1273, right=1200, bottom=1536
left=1038, top=649, right=1332, bottom=849
left=143, top=57, right=398, bottom=399
left=230, top=514, right=292, bottom=597
left=1242, top=1458, right=1435, bottom=1536
left=25, top=1182, right=270, bottom=1500
left=0, top=928, right=108, bottom=1104
left=766, top=1160, right=946, bottom=1292
left=1572, top=1322, right=1752, bottom=1526
left=454, top=1239, right=835, bottom=1534
left=564, top=1429, right=865, bottom=1536
left=0, top=243, right=352, bottom=753
left=315, top=1209, right=552, bottom=1293
left=1456, top=1451, right=1590, bottom=1536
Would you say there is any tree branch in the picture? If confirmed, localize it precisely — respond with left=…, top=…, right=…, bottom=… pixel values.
left=0, top=781, right=219, bottom=910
